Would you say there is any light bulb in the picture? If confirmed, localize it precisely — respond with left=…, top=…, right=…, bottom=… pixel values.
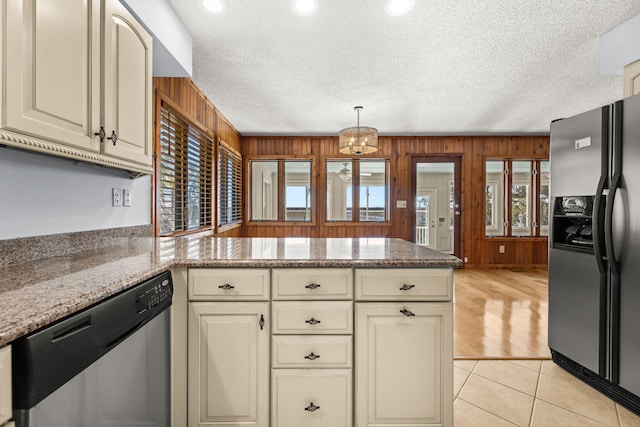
left=384, top=0, right=415, bottom=16
left=203, top=0, right=227, bottom=13
left=293, top=0, right=319, bottom=16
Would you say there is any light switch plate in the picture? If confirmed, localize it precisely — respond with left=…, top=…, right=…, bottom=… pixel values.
left=112, top=188, right=122, bottom=207
left=123, top=189, right=131, bottom=207
left=396, top=200, right=407, bottom=208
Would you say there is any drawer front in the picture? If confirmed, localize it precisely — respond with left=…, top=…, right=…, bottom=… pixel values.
left=272, top=268, right=353, bottom=300
left=0, top=346, right=11, bottom=426
left=272, top=369, right=352, bottom=427
left=272, top=336, right=352, bottom=368
left=272, top=302, right=353, bottom=334
left=188, top=268, right=270, bottom=300
left=354, top=268, right=453, bottom=301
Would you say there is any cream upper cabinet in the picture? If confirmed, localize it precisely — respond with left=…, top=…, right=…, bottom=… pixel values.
left=188, top=302, right=270, bottom=427
left=355, top=303, right=453, bottom=427
left=1, top=0, right=153, bottom=174
left=3, top=0, right=101, bottom=152
left=102, top=0, right=153, bottom=166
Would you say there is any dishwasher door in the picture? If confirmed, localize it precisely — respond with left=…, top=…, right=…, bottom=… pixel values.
left=12, top=271, right=172, bottom=427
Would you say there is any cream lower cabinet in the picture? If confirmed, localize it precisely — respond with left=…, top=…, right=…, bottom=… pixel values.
left=0, top=346, right=12, bottom=426
left=271, top=268, right=353, bottom=427
left=354, top=268, right=453, bottom=427
left=187, top=269, right=271, bottom=427
left=185, top=267, right=453, bottom=427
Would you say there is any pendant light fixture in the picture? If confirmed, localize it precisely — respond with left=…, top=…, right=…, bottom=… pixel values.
left=338, top=106, right=378, bottom=155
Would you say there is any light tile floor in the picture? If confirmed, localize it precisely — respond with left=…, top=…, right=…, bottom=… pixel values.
left=454, top=360, right=640, bottom=427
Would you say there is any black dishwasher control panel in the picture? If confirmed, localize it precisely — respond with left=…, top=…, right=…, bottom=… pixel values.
left=136, top=276, right=172, bottom=314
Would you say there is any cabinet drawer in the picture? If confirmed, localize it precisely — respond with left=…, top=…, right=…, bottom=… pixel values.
left=0, top=346, right=11, bottom=426
left=188, top=268, right=270, bottom=300
left=355, top=268, right=452, bottom=301
left=272, top=336, right=352, bottom=368
left=272, top=302, right=353, bottom=334
left=272, top=369, right=352, bottom=427
left=272, top=268, right=353, bottom=300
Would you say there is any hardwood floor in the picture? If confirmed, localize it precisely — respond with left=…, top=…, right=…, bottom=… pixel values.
left=453, top=268, right=550, bottom=360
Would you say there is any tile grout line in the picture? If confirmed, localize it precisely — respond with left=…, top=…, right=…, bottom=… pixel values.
left=528, top=361, right=543, bottom=427
left=456, top=396, right=520, bottom=427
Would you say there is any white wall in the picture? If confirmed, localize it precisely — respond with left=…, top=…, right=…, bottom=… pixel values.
left=0, top=147, right=151, bottom=239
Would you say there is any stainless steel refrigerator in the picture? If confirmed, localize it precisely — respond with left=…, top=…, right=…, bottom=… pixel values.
left=549, top=92, right=640, bottom=415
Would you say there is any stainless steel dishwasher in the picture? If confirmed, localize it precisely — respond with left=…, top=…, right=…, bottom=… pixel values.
left=11, top=271, right=173, bottom=427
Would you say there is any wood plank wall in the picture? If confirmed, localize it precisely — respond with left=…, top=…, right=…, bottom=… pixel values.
left=241, top=135, right=550, bottom=268
left=153, top=77, right=243, bottom=237
left=152, top=78, right=550, bottom=267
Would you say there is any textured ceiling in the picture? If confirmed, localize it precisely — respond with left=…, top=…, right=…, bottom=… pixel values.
left=166, top=0, right=640, bottom=136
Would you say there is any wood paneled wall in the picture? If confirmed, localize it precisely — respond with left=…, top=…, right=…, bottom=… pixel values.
left=152, top=78, right=550, bottom=267
left=153, top=77, right=242, bottom=237
left=241, top=135, right=550, bottom=268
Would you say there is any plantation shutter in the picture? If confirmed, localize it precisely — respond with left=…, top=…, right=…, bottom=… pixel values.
left=218, top=143, right=242, bottom=226
left=159, top=105, right=213, bottom=235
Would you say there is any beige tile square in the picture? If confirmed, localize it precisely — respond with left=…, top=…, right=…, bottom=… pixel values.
left=531, top=399, right=609, bottom=427
left=474, top=360, right=540, bottom=396
left=455, top=359, right=478, bottom=372
left=541, top=359, right=574, bottom=378
left=454, top=398, right=518, bottom=427
left=458, top=373, right=534, bottom=426
left=455, top=365, right=472, bottom=397
left=509, top=359, right=543, bottom=372
left=618, top=404, right=640, bottom=427
left=537, top=371, right=618, bottom=426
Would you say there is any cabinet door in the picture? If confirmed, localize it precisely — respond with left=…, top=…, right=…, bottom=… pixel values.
left=3, top=0, right=101, bottom=151
left=188, top=302, right=269, bottom=427
left=272, top=369, right=352, bottom=427
left=102, top=0, right=152, bottom=166
left=0, top=346, right=11, bottom=426
left=355, top=303, right=453, bottom=427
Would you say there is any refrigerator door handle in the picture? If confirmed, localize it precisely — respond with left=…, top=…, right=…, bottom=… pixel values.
left=593, top=106, right=610, bottom=274
left=605, top=100, right=623, bottom=277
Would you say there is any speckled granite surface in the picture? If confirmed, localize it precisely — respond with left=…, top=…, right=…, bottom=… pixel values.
left=0, top=237, right=461, bottom=346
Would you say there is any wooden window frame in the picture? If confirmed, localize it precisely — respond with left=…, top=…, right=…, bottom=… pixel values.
left=244, top=155, right=317, bottom=227
left=483, top=157, right=549, bottom=239
left=217, top=141, right=243, bottom=232
left=155, top=99, right=214, bottom=237
left=324, top=158, right=391, bottom=226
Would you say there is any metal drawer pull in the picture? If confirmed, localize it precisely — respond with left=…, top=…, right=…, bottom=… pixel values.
left=218, top=284, right=234, bottom=290
left=304, top=352, right=320, bottom=360
left=399, top=284, right=415, bottom=291
left=400, top=308, right=415, bottom=317
left=305, top=402, right=320, bottom=412
left=305, top=283, right=321, bottom=289
left=259, top=314, right=265, bottom=330
left=305, top=317, right=321, bottom=325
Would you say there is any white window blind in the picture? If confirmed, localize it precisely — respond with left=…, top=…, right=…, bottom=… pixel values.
left=218, top=144, right=242, bottom=226
left=158, top=105, right=213, bottom=235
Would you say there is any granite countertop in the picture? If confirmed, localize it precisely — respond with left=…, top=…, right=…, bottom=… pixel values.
left=0, top=237, right=461, bottom=346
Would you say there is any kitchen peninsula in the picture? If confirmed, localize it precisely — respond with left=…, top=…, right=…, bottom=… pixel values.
left=0, top=236, right=460, bottom=427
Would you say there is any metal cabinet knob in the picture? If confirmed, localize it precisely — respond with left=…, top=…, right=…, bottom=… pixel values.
left=399, top=284, right=415, bottom=291
left=218, top=284, right=234, bottom=290
left=305, top=283, right=321, bottom=289
left=108, top=130, right=118, bottom=145
left=305, top=318, right=321, bottom=325
left=304, top=352, right=320, bottom=360
left=400, top=308, right=415, bottom=317
left=305, top=402, right=320, bottom=412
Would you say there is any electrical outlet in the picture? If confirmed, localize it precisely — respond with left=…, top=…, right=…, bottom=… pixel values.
left=123, top=189, right=131, bottom=207
left=112, top=188, right=122, bottom=207
left=499, top=245, right=505, bottom=254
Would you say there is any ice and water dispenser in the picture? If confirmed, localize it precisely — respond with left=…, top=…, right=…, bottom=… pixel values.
left=551, top=196, right=595, bottom=253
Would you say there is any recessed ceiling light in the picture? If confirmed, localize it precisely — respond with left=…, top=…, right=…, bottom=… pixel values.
left=384, top=0, right=415, bottom=16
left=293, top=0, right=319, bottom=16
left=203, top=0, right=227, bottom=13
